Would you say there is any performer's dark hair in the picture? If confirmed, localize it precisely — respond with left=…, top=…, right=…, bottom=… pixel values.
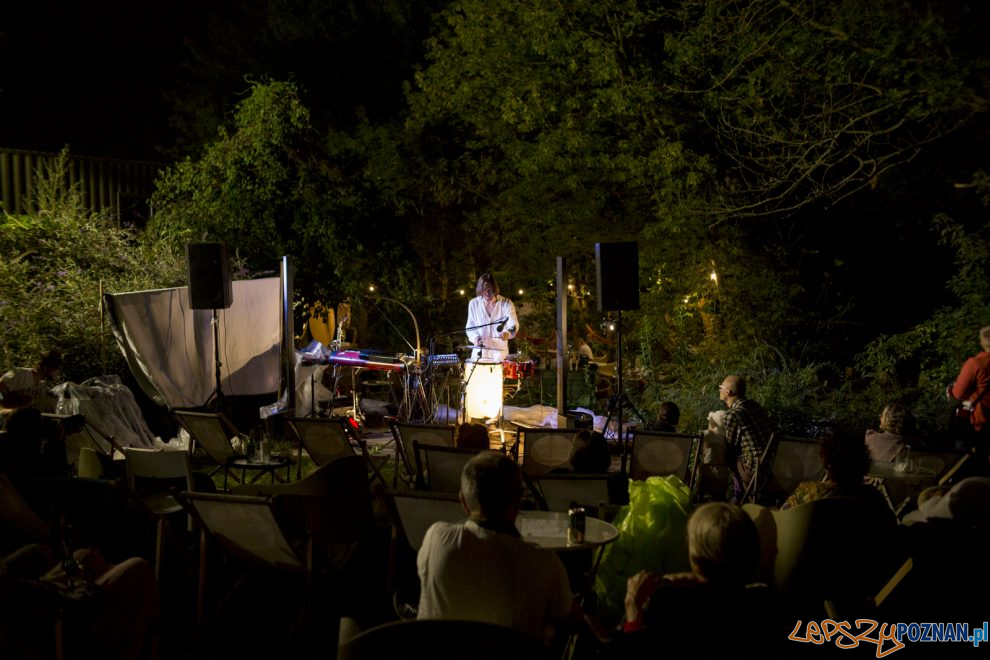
left=476, top=272, right=500, bottom=297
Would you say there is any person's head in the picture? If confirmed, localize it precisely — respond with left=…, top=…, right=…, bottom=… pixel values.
left=980, top=326, right=990, bottom=350
left=820, top=430, right=872, bottom=486
left=879, top=402, right=914, bottom=436
left=38, top=349, right=63, bottom=380
left=719, top=375, right=745, bottom=404
left=687, top=502, right=760, bottom=586
left=569, top=430, right=611, bottom=473
left=456, top=422, right=490, bottom=449
left=460, top=450, right=523, bottom=521
left=657, top=401, right=680, bottom=428
left=475, top=272, right=500, bottom=300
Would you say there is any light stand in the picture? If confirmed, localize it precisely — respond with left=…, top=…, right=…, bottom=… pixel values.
left=207, top=308, right=224, bottom=412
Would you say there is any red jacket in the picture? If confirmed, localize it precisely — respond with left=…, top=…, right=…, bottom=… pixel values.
left=951, top=351, right=990, bottom=431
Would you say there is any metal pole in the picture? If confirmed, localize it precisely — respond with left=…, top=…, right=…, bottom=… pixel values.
left=556, top=257, right=567, bottom=417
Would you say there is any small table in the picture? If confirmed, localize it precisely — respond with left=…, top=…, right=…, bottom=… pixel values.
left=232, top=455, right=293, bottom=485
left=516, top=510, right=618, bottom=551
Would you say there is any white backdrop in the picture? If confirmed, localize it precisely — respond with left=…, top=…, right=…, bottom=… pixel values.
left=104, top=278, right=281, bottom=408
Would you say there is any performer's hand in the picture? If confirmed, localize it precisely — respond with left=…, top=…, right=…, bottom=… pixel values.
left=499, top=332, right=510, bottom=341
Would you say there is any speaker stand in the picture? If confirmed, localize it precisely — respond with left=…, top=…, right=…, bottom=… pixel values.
left=207, top=308, right=225, bottom=412
left=599, top=311, right=647, bottom=476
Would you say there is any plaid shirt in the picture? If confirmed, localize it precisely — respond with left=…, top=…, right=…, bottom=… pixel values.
left=723, top=398, right=773, bottom=475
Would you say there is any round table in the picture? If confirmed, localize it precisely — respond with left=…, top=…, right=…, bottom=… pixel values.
left=515, top=510, right=618, bottom=551
left=231, top=455, right=293, bottom=485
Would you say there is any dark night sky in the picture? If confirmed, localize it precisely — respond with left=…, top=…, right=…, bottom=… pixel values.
left=0, top=2, right=201, bottom=161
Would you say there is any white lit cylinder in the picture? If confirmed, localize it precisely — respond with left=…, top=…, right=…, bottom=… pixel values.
left=465, top=362, right=503, bottom=419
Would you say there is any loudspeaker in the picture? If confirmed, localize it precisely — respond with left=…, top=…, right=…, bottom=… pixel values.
left=595, top=242, right=639, bottom=311
left=186, top=243, right=232, bottom=310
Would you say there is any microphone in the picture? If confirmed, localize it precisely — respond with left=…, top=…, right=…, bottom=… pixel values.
left=496, top=317, right=508, bottom=333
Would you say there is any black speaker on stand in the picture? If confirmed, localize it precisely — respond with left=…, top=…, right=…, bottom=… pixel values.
left=595, top=241, right=644, bottom=476
left=186, top=243, right=233, bottom=411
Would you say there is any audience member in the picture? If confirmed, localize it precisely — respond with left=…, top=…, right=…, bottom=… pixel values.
left=865, top=402, right=914, bottom=462
left=0, top=349, right=63, bottom=414
left=946, top=325, right=990, bottom=437
left=653, top=401, right=680, bottom=432
left=782, top=431, right=887, bottom=510
left=567, top=430, right=611, bottom=473
left=417, top=451, right=593, bottom=644
left=617, top=502, right=776, bottom=658
left=719, top=375, right=774, bottom=501
left=455, top=422, right=490, bottom=449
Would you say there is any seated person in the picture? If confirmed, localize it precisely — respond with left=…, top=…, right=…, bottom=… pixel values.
left=566, top=430, right=611, bottom=474
left=653, top=401, right=680, bottom=433
left=782, top=430, right=887, bottom=510
left=417, top=451, right=596, bottom=644
left=0, top=349, right=63, bottom=414
left=618, top=502, right=776, bottom=658
left=455, top=422, right=490, bottom=449
left=864, top=402, right=913, bottom=462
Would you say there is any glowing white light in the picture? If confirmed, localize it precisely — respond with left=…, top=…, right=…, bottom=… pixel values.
left=464, top=362, right=503, bottom=419
left=608, top=323, right=616, bottom=332
left=710, top=271, right=718, bottom=284
left=458, top=289, right=465, bottom=296
left=568, top=284, right=575, bottom=291
left=517, top=289, right=524, bottom=296
left=369, top=285, right=376, bottom=292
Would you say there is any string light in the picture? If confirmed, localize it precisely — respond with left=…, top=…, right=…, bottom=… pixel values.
left=517, top=289, right=524, bottom=296
left=458, top=289, right=465, bottom=296
left=368, top=285, right=376, bottom=292
left=710, top=271, right=718, bottom=284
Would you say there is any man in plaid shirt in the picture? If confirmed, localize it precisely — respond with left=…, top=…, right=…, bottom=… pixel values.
left=719, top=375, right=773, bottom=501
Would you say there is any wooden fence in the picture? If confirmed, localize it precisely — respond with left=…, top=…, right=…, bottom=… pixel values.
left=0, top=148, right=164, bottom=224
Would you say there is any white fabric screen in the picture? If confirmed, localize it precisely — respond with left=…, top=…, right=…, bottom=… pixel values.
left=105, top=278, right=281, bottom=408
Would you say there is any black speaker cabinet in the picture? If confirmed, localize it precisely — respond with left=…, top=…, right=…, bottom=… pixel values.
left=186, top=243, right=233, bottom=310
left=595, top=242, right=639, bottom=311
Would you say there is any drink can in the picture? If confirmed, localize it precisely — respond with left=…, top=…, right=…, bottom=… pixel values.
left=567, top=507, right=586, bottom=544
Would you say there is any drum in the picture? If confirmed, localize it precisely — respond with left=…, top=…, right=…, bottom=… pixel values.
left=503, top=354, right=534, bottom=380
left=464, top=361, right=504, bottom=419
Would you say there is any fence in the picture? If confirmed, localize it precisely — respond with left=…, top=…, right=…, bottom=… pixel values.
left=0, top=148, right=164, bottom=224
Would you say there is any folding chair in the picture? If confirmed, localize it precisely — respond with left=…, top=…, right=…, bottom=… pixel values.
left=388, top=491, right=466, bottom=552
left=517, top=427, right=579, bottom=502
left=416, top=443, right=486, bottom=493
left=741, top=433, right=780, bottom=504
left=628, top=430, right=701, bottom=487
left=173, top=409, right=242, bottom=490
left=388, top=420, right=456, bottom=489
left=532, top=474, right=613, bottom=515
left=122, top=446, right=195, bottom=580
left=176, top=491, right=312, bottom=627
left=762, top=436, right=824, bottom=505
left=286, top=416, right=357, bottom=479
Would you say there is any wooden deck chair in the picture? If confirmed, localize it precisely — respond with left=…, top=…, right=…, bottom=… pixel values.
left=123, top=447, right=195, bottom=581
left=416, top=443, right=485, bottom=493
left=743, top=497, right=903, bottom=617
left=176, top=491, right=312, bottom=627
left=628, top=430, right=701, bottom=487
left=173, top=409, right=242, bottom=490
left=286, top=416, right=357, bottom=479
left=388, top=491, right=466, bottom=552
left=517, top=427, right=579, bottom=502
left=532, top=474, right=613, bottom=514
left=389, top=420, right=456, bottom=489
left=763, top=436, right=824, bottom=505
left=824, top=557, right=914, bottom=621
left=339, top=619, right=545, bottom=660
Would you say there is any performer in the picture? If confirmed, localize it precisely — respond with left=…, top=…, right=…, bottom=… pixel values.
left=465, top=272, right=518, bottom=362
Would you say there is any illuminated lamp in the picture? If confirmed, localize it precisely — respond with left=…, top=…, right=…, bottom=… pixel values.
left=464, top=361, right=503, bottom=419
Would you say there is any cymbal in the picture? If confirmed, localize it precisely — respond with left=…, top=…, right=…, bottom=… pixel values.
left=456, top=345, right=496, bottom=350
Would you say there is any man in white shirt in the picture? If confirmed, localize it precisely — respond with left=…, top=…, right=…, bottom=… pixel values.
left=417, top=451, right=577, bottom=643
left=465, top=272, right=518, bottom=363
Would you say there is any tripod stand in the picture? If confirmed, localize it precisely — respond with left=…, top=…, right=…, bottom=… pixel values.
left=598, top=310, right=645, bottom=475
left=205, top=309, right=225, bottom=412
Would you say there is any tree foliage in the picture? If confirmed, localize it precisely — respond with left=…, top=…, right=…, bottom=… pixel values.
left=0, top=150, right=187, bottom=382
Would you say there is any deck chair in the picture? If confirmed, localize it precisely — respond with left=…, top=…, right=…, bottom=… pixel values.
left=339, top=619, right=545, bottom=660
left=416, top=443, right=485, bottom=493
left=388, top=491, right=466, bottom=552
left=173, top=409, right=243, bottom=490
left=388, top=420, right=456, bottom=489
left=743, top=496, right=903, bottom=617
left=741, top=432, right=780, bottom=504
left=628, top=430, right=701, bottom=487
left=517, top=427, right=577, bottom=476
left=123, top=447, right=195, bottom=580
left=176, top=491, right=312, bottom=627
left=763, top=436, right=824, bottom=505
left=532, top=474, right=613, bottom=515
left=824, top=557, right=914, bottom=621
left=286, top=416, right=357, bottom=479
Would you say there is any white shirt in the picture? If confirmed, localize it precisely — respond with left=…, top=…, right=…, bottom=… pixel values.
left=465, top=295, right=518, bottom=363
left=417, top=519, right=573, bottom=642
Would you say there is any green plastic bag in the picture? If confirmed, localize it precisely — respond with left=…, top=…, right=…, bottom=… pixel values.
left=593, top=475, right=693, bottom=624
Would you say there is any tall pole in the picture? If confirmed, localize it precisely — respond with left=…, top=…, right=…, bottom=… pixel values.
left=556, top=257, right=567, bottom=416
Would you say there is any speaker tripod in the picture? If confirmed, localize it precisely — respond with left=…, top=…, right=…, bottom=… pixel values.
left=205, top=308, right=225, bottom=412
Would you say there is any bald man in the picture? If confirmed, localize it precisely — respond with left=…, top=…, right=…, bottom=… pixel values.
left=718, top=375, right=773, bottom=501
